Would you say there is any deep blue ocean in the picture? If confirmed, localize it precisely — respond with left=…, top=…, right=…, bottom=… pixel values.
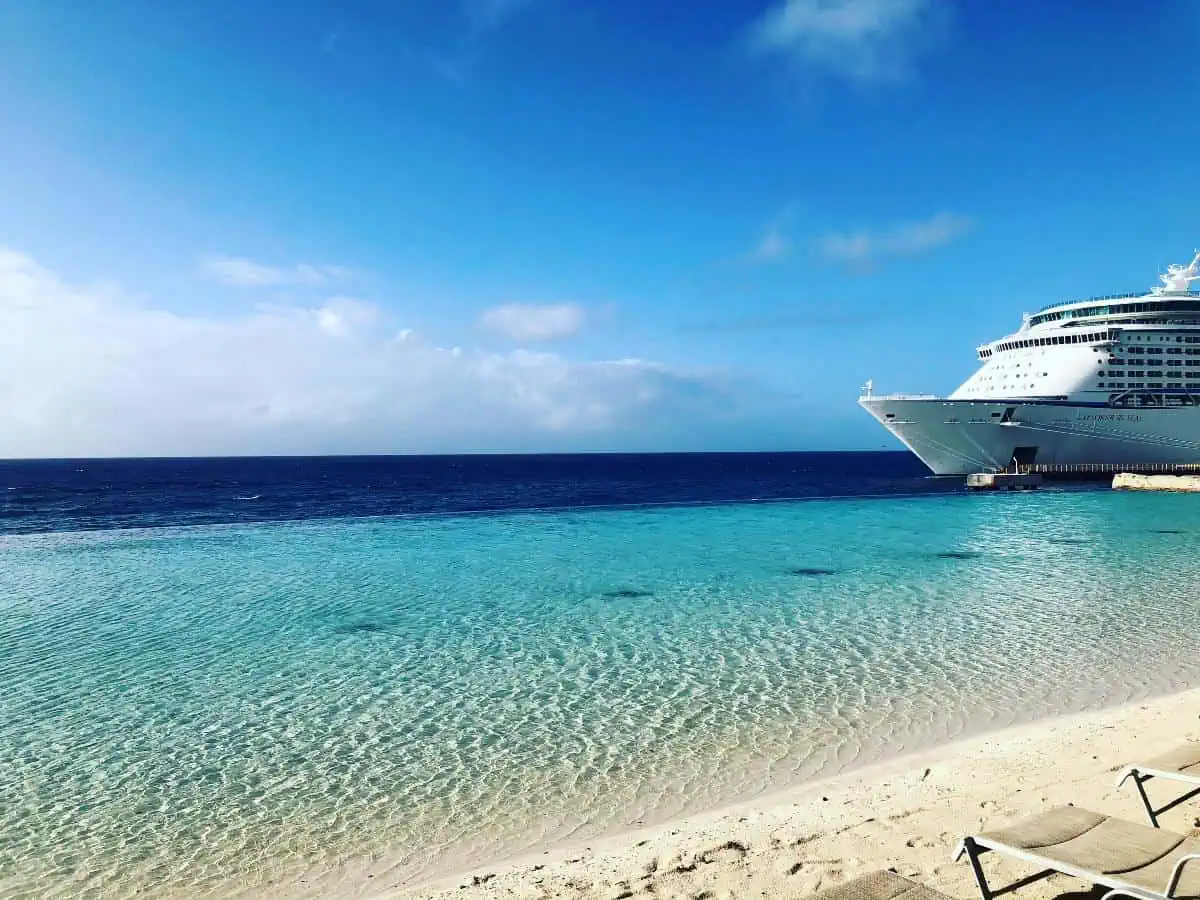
left=0, top=451, right=946, bottom=535
left=3, top=452, right=1198, bottom=900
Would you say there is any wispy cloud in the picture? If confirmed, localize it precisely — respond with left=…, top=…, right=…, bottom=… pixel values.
left=817, top=212, right=973, bottom=269
left=748, top=0, right=947, bottom=86
left=198, top=256, right=351, bottom=288
left=0, top=248, right=743, bottom=456
left=463, top=0, right=538, bottom=34
left=743, top=206, right=800, bottom=265
left=748, top=225, right=791, bottom=265
left=478, top=302, right=585, bottom=342
left=681, top=302, right=896, bottom=334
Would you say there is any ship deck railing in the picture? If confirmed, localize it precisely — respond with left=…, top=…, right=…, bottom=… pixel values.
left=1036, top=290, right=1200, bottom=313
left=1015, top=462, right=1200, bottom=477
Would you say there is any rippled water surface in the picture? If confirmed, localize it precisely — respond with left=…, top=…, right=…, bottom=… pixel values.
left=2, top=458, right=1199, bottom=898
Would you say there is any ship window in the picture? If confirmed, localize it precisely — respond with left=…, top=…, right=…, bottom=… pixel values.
left=1169, top=383, right=1183, bottom=388
left=1097, top=382, right=1105, bottom=388
left=1149, top=382, right=1164, bottom=388
left=1169, top=360, right=1183, bottom=366
left=1148, top=370, right=1164, bottom=376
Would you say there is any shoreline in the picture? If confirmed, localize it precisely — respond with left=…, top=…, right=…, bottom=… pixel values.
left=376, top=688, right=1200, bottom=900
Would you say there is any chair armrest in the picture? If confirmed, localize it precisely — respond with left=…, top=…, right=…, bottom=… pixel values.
left=1167, top=853, right=1200, bottom=897
left=1115, top=765, right=1141, bottom=787
left=1101, top=889, right=1159, bottom=900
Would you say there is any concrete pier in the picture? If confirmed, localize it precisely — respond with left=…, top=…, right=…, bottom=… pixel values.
left=1112, top=472, right=1200, bottom=492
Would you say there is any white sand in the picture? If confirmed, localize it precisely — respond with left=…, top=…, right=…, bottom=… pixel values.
left=376, top=690, right=1200, bottom=900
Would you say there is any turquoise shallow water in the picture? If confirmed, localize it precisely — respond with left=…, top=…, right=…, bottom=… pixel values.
left=3, top=490, right=1200, bottom=898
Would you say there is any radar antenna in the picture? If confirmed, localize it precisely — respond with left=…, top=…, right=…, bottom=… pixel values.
left=1153, top=249, right=1200, bottom=294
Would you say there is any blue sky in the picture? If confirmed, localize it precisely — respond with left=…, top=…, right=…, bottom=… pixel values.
left=1, top=0, right=1198, bottom=456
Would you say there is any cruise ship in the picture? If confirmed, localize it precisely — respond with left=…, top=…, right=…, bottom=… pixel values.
left=860, top=249, right=1200, bottom=475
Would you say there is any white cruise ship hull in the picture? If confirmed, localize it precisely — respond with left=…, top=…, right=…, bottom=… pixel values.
left=860, top=396, right=1200, bottom=476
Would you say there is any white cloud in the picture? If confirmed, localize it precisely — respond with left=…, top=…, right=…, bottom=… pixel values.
left=748, top=0, right=946, bottom=85
left=0, top=248, right=736, bottom=457
left=818, top=212, right=973, bottom=268
left=313, top=296, right=379, bottom=337
left=198, top=256, right=350, bottom=287
left=478, top=302, right=585, bottom=342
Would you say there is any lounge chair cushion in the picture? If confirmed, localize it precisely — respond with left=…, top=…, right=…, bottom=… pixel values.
left=979, top=806, right=1107, bottom=850
left=1034, top=816, right=1187, bottom=875
left=1140, top=742, right=1200, bottom=778
left=813, top=871, right=950, bottom=900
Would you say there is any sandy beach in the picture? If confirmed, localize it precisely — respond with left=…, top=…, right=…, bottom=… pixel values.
left=385, top=689, right=1200, bottom=900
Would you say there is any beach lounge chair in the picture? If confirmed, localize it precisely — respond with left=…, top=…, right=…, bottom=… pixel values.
left=954, top=805, right=1200, bottom=900
left=1117, top=743, right=1200, bottom=827
left=812, top=870, right=952, bottom=900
